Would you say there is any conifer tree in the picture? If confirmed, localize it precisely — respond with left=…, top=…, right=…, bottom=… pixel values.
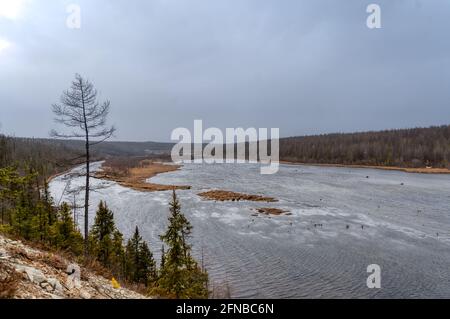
left=125, top=226, right=157, bottom=286
left=50, top=202, right=83, bottom=254
left=33, top=186, right=57, bottom=243
left=89, top=201, right=117, bottom=266
left=157, top=190, right=208, bottom=298
left=111, top=229, right=126, bottom=278
left=160, top=245, right=166, bottom=269
left=137, top=241, right=157, bottom=286
left=125, top=226, right=141, bottom=281
left=43, top=181, right=57, bottom=226
left=8, top=169, right=38, bottom=239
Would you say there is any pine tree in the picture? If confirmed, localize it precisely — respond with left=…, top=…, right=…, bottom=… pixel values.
left=157, top=190, right=208, bottom=298
left=137, top=241, right=157, bottom=286
left=160, top=245, right=166, bottom=269
left=43, top=181, right=57, bottom=226
left=125, top=226, right=157, bottom=286
left=110, top=229, right=126, bottom=278
left=33, top=187, right=56, bottom=243
left=125, top=226, right=141, bottom=282
left=89, top=201, right=117, bottom=266
left=50, top=202, right=83, bottom=254
left=7, top=168, right=39, bottom=240
left=1, top=165, right=68, bottom=247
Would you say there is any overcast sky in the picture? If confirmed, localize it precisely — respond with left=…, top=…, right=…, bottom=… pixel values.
left=0, top=0, right=449, bottom=142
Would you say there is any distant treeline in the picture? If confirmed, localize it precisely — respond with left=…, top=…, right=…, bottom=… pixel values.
left=279, top=125, right=450, bottom=168
left=1, top=135, right=173, bottom=170
left=23, top=138, right=173, bottom=157
left=0, top=135, right=82, bottom=181
left=181, top=125, right=450, bottom=169
left=3, top=124, right=450, bottom=169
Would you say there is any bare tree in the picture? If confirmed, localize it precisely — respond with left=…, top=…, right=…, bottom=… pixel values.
left=51, top=74, right=115, bottom=256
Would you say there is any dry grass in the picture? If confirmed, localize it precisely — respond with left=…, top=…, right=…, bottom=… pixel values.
left=198, top=190, right=277, bottom=202
left=6, top=245, right=32, bottom=261
left=281, top=161, right=450, bottom=174
left=96, top=158, right=191, bottom=192
left=0, top=263, right=21, bottom=299
left=254, top=208, right=289, bottom=216
left=40, top=253, right=68, bottom=272
left=81, top=257, right=113, bottom=281
left=400, top=167, right=450, bottom=174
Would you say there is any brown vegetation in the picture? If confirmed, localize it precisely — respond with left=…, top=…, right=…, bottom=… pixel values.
left=0, top=263, right=20, bottom=299
left=254, top=208, right=290, bottom=216
left=281, top=161, right=450, bottom=174
left=198, top=190, right=277, bottom=202
left=95, top=157, right=191, bottom=192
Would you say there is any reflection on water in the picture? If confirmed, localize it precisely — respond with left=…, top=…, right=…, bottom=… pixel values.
left=50, top=162, right=450, bottom=298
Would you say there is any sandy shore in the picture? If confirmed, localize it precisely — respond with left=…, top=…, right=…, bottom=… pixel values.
left=280, top=161, right=450, bottom=174
left=95, top=161, right=191, bottom=192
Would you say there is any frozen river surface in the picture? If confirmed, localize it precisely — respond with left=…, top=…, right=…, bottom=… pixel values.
left=50, top=163, right=450, bottom=298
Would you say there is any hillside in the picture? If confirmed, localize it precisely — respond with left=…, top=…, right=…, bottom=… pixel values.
left=4, top=124, right=450, bottom=169
left=280, top=125, right=450, bottom=168
left=0, top=234, right=147, bottom=299
left=34, top=139, right=173, bottom=157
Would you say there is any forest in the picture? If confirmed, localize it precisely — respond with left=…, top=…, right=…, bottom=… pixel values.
left=0, top=134, right=208, bottom=298
left=279, top=125, right=450, bottom=168
left=9, top=125, right=450, bottom=170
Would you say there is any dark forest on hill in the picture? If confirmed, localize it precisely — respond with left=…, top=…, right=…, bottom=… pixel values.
left=3, top=124, right=450, bottom=171
left=279, top=125, right=450, bottom=168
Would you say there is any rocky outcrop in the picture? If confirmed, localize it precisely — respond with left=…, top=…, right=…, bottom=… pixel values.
left=0, top=234, right=147, bottom=299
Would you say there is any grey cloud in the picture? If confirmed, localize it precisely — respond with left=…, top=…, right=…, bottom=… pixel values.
left=0, top=0, right=449, bottom=141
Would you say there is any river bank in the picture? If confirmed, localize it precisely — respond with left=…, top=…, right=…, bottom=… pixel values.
left=280, top=161, right=450, bottom=174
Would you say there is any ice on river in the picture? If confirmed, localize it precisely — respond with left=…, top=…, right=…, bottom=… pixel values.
left=49, top=162, right=450, bottom=298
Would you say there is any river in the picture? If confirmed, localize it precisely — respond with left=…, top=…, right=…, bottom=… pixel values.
left=49, top=162, right=450, bottom=298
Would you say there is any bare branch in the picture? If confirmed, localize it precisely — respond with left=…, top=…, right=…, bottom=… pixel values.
left=51, top=74, right=115, bottom=144
left=50, top=73, right=116, bottom=255
left=89, top=126, right=116, bottom=146
left=50, top=129, right=84, bottom=139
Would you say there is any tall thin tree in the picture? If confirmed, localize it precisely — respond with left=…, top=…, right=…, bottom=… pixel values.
left=51, top=74, right=115, bottom=256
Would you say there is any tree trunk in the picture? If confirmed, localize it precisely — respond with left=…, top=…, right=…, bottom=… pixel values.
left=81, top=81, right=90, bottom=258
left=84, top=139, right=90, bottom=257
